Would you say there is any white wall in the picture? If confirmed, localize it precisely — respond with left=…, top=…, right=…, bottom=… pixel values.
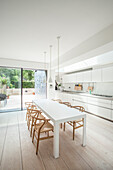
left=0, top=58, right=48, bottom=70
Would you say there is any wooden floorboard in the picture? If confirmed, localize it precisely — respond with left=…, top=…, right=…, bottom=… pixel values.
left=0, top=124, right=22, bottom=170
left=0, top=111, right=113, bottom=170
left=0, top=113, right=9, bottom=166
left=17, top=112, right=45, bottom=170
left=0, top=127, right=7, bottom=166
left=39, top=139, right=69, bottom=170
left=63, top=124, right=113, bottom=170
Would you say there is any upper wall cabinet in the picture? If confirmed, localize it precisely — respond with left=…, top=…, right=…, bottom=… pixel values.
left=63, top=73, right=77, bottom=83
left=76, top=72, right=84, bottom=82
left=70, top=73, right=77, bottom=83
left=63, top=75, right=69, bottom=83
left=102, top=66, right=113, bottom=82
left=83, top=70, right=92, bottom=82
left=63, top=65, right=113, bottom=83
left=92, top=69, right=102, bottom=82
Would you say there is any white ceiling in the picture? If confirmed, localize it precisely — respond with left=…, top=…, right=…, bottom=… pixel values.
left=0, top=0, right=113, bottom=64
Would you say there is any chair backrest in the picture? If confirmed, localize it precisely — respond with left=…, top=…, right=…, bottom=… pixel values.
left=27, top=107, right=42, bottom=115
left=59, top=101, right=71, bottom=107
left=71, top=106, right=85, bottom=112
left=34, top=117, right=50, bottom=131
left=26, top=105, right=38, bottom=116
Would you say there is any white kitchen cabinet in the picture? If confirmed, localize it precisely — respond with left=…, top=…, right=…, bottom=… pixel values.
left=102, top=66, right=113, bottom=82
left=76, top=72, right=84, bottom=82
left=87, top=97, right=112, bottom=109
left=63, top=75, right=69, bottom=83
left=72, top=99, right=88, bottom=111
left=88, top=104, right=112, bottom=120
left=72, top=94, right=88, bottom=111
left=112, top=101, right=113, bottom=120
left=62, top=75, right=66, bottom=83
left=69, top=73, right=77, bottom=83
left=83, top=70, right=92, bottom=82
left=55, top=91, right=113, bottom=120
left=92, top=69, right=102, bottom=82
left=72, top=95, right=88, bottom=103
left=112, top=111, right=113, bottom=120
left=63, top=73, right=77, bottom=83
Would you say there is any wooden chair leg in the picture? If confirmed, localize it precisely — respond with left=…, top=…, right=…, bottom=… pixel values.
left=36, top=132, right=40, bottom=155
left=60, top=123, right=62, bottom=129
left=64, top=122, right=66, bottom=131
left=27, top=119, right=28, bottom=126
left=30, top=124, right=33, bottom=137
left=47, top=131, right=49, bottom=137
left=32, top=129, right=35, bottom=143
left=73, top=122, right=75, bottom=140
left=28, top=121, right=30, bottom=130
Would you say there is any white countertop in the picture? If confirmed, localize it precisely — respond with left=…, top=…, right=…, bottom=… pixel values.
left=59, top=90, right=113, bottom=101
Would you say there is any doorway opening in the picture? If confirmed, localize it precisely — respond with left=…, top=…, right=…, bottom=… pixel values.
left=0, top=67, right=47, bottom=112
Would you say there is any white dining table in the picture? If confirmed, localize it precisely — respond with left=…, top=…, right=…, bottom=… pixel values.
left=33, top=99, right=86, bottom=158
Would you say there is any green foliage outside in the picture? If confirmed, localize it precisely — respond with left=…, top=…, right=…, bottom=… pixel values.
left=23, top=81, right=35, bottom=88
left=0, top=68, right=35, bottom=89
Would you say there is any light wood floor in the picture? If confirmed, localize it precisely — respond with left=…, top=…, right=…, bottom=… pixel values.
left=0, top=111, right=113, bottom=170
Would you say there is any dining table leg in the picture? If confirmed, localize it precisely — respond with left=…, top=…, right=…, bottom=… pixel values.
left=53, top=122, right=59, bottom=158
left=82, top=115, right=86, bottom=146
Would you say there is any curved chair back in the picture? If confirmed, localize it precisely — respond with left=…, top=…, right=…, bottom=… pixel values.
left=71, top=106, right=85, bottom=112
left=59, top=101, right=71, bottom=107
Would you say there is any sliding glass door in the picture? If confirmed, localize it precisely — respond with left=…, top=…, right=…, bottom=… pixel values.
left=0, top=67, right=47, bottom=112
left=22, top=69, right=47, bottom=109
left=22, top=69, right=36, bottom=109
left=0, top=67, right=21, bottom=112
left=35, top=70, right=47, bottom=99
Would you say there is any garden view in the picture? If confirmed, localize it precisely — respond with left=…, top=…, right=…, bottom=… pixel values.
left=0, top=67, right=36, bottom=111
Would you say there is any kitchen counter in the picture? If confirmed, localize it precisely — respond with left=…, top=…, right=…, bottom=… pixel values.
left=54, top=90, right=113, bottom=121
left=62, top=90, right=113, bottom=101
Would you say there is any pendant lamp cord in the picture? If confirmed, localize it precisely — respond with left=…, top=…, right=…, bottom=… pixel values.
left=44, top=51, right=46, bottom=70
left=50, top=45, right=52, bottom=78
left=57, top=36, right=60, bottom=79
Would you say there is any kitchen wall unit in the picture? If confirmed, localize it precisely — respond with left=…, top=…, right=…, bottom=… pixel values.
left=53, top=91, right=113, bottom=121
left=62, top=65, right=113, bottom=83
left=87, top=104, right=111, bottom=120
left=76, top=72, right=83, bottom=82
left=83, top=70, right=92, bottom=82
left=102, top=66, right=113, bottom=82
left=63, top=73, right=77, bottom=83
left=112, top=101, right=113, bottom=120
left=92, top=68, right=101, bottom=82
left=70, top=73, right=77, bottom=83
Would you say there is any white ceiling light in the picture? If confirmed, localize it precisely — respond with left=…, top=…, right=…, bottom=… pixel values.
left=56, top=36, right=60, bottom=82
left=48, top=45, right=53, bottom=83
